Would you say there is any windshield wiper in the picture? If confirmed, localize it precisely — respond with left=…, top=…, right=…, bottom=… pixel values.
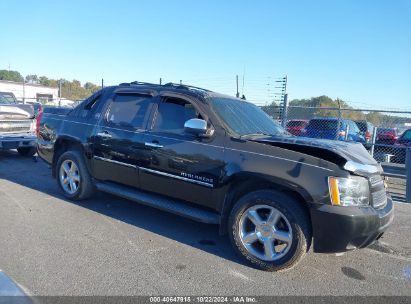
left=239, top=132, right=272, bottom=139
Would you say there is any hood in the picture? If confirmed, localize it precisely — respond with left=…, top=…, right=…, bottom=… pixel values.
left=250, top=135, right=380, bottom=174
left=0, top=104, right=34, bottom=119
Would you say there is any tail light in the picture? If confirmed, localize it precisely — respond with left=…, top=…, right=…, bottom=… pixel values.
left=365, top=131, right=371, bottom=141
left=36, top=105, right=43, bottom=137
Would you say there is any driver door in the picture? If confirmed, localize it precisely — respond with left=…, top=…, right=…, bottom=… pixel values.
left=139, top=94, right=225, bottom=209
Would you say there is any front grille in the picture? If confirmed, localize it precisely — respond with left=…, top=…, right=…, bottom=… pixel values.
left=0, top=120, right=32, bottom=133
left=372, top=189, right=387, bottom=209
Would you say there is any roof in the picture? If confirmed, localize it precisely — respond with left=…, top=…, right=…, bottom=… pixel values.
left=116, top=81, right=242, bottom=102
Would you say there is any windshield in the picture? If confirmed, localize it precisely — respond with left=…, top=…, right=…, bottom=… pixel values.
left=0, top=92, right=17, bottom=104
left=209, top=97, right=285, bottom=136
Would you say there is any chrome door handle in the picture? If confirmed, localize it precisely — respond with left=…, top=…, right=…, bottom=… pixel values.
left=145, top=142, right=163, bottom=148
left=97, top=132, right=112, bottom=138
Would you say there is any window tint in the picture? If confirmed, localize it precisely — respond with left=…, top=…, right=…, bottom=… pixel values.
left=402, top=130, right=411, bottom=140
left=78, top=92, right=102, bottom=118
left=0, top=92, right=16, bottom=104
left=153, top=97, right=198, bottom=134
left=348, top=120, right=359, bottom=133
left=355, top=121, right=367, bottom=132
left=107, top=94, right=152, bottom=129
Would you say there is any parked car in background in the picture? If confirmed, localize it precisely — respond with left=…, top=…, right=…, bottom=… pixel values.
left=392, top=129, right=411, bottom=164
left=376, top=128, right=399, bottom=145
left=286, top=119, right=308, bottom=136
left=303, top=118, right=365, bottom=143
left=354, top=120, right=374, bottom=149
left=0, top=91, right=41, bottom=156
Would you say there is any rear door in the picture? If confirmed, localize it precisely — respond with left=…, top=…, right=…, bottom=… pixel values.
left=91, top=91, right=156, bottom=188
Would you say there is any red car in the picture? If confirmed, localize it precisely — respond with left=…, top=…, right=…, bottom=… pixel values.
left=377, top=128, right=399, bottom=145
left=286, top=120, right=308, bottom=136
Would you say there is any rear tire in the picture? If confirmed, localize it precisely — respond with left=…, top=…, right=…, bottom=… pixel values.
left=228, top=190, right=311, bottom=271
left=56, top=150, right=95, bottom=200
left=17, top=147, right=36, bottom=157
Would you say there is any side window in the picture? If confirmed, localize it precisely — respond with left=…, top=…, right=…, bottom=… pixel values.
left=79, top=93, right=101, bottom=119
left=153, top=97, right=200, bottom=134
left=106, top=94, right=152, bottom=130
left=350, top=121, right=360, bottom=133
left=402, top=130, right=411, bottom=140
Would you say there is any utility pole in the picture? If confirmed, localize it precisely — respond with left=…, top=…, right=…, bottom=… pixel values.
left=58, top=79, right=62, bottom=107
left=101, top=78, right=104, bottom=89
left=159, top=78, right=162, bottom=85
left=236, top=75, right=239, bottom=98
left=275, top=76, right=288, bottom=125
left=22, top=80, right=25, bottom=103
left=180, top=80, right=182, bottom=85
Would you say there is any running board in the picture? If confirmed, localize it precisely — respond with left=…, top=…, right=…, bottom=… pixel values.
left=95, top=182, right=220, bottom=224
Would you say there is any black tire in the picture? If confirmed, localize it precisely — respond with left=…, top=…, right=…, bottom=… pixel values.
left=56, top=150, right=95, bottom=200
left=17, top=147, right=37, bottom=157
left=228, top=190, right=311, bottom=272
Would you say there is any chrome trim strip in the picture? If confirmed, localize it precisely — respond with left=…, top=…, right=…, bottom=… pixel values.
left=144, top=142, right=163, bottom=148
left=93, top=156, right=213, bottom=188
left=93, top=156, right=136, bottom=168
left=139, top=167, right=214, bottom=188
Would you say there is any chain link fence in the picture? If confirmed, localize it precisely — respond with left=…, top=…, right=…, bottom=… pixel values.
left=260, top=104, right=411, bottom=165
left=20, top=97, right=82, bottom=108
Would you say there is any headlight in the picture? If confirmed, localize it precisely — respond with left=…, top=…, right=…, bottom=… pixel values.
left=328, top=176, right=370, bottom=206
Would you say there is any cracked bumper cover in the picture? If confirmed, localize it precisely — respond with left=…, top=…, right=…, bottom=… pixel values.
left=310, top=196, right=394, bottom=253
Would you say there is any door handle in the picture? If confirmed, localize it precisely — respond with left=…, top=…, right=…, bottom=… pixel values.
left=97, top=131, right=112, bottom=139
left=145, top=142, right=163, bottom=148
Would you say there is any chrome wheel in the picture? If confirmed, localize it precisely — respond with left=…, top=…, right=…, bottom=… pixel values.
left=59, top=159, right=80, bottom=194
left=239, top=204, right=293, bottom=261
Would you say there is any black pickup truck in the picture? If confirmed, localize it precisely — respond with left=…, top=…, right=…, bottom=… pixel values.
left=37, top=82, right=393, bottom=271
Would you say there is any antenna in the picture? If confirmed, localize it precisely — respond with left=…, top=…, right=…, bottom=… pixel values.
left=241, top=66, right=245, bottom=95
left=236, top=75, right=239, bottom=98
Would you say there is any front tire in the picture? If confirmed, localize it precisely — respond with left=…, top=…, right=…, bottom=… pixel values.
left=56, top=150, right=95, bottom=200
left=228, top=190, right=311, bottom=271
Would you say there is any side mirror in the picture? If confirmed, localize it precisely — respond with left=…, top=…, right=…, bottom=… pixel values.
left=184, top=118, right=210, bottom=137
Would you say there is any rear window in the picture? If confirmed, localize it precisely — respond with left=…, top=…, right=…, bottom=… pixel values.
left=286, top=121, right=306, bottom=127
left=402, top=130, right=411, bottom=140
left=307, top=119, right=338, bottom=130
left=355, top=121, right=367, bottom=132
left=0, top=92, right=16, bottom=104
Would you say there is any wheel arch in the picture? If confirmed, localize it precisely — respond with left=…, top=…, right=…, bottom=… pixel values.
left=52, top=136, right=87, bottom=178
left=219, top=172, right=312, bottom=235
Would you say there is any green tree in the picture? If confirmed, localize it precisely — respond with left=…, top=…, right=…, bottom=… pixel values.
left=0, top=70, right=24, bottom=82
left=39, top=76, right=50, bottom=86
